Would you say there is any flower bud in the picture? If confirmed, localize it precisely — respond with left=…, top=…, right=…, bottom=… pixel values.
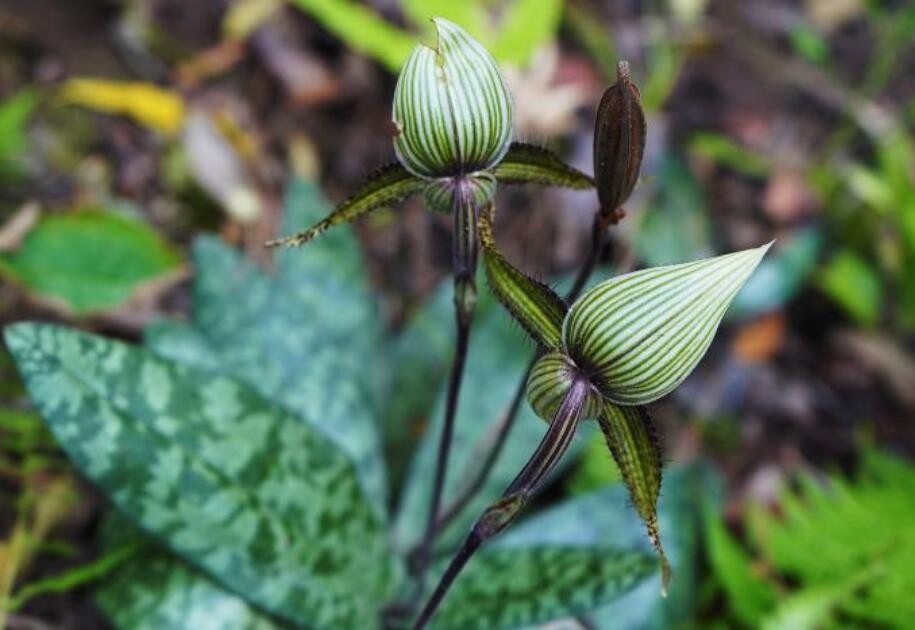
left=392, top=18, right=513, bottom=179
left=563, top=244, right=772, bottom=405
left=526, top=352, right=602, bottom=422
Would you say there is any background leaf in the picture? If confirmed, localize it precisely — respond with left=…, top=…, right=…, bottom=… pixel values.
left=99, top=179, right=392, bottom=627
left=490, top=0, right=564, bottom=65
left=96, top=519, right=281, bottom=630
left=817, top=249, right=882, bottom=327
left=147, top=179, right=387, bottom=507
left=634, top=153, right=713, bottom=266
left=289, top=0, right=416, bottom=71
left=431, top=545, right=654, bottom=629
left=5, top=323, right=393, bottom=628
left=500, top=463, right=721, bottom=629
left=0, top=89, right=40, bottom=176
left=0, top=210, right=181, bottom=314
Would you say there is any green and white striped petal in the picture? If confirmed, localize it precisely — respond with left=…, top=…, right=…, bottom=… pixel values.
left=564, top=243, right=772, bottom=405
left=526, top=352, right=602, bottom=422
left=392, top=18, right=513, bottom=178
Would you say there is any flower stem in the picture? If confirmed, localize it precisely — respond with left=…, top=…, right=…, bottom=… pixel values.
left=413, top=376, right=590, bottom=629
left=411, top=183, right=479, bottom=592
left=427, top=216, right=611, bottom=538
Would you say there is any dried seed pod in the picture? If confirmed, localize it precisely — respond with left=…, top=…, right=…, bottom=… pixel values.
left=593, top=61, right=646, bottom=220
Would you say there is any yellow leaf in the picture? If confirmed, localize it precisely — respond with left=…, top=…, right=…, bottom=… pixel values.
left=223, top=0, right=283, bottom=40
left=58, top=79, right=186, bottom=135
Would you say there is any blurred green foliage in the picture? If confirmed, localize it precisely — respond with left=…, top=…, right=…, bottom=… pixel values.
left=704, top=450, right=915, bottom=628
left=0, top=210, right=182, bottom=314
left=290, top=0, right=563, bottom=71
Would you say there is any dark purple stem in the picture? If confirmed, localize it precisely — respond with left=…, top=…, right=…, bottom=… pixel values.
left=411, top=181, right=479, bottom=593
left=413, top=376, right=591, bottom=629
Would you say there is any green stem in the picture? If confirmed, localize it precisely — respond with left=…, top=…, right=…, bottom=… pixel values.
left=428, top=216, right=609, bottom=538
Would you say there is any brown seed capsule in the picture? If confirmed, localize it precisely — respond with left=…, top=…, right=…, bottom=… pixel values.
left=593, top=61, right=646, bottom=223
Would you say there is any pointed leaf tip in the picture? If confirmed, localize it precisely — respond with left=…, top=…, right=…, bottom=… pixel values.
left=265, top=165, right=423, bottom=248
left=567, top=244, right=770, bottom=405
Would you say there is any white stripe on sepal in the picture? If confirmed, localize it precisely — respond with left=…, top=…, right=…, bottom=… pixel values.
left=392, top=18, right=513, bottom=179
left=563, top=243, right=773, bottom=405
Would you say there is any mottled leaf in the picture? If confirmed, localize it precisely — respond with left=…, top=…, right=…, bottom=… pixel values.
left=494, top=143, right=594, bottom=189
left=479, top=204, right=567, bottom=351
left=0, top=210, right=182, bottom=314
left=5, top=323, right=392, bottom=628
left=501, top=464, right=721, bottom=628
left=430, top=546, right=654, bottom=629
left=266, top=164, right=423, bottom=248
left=114, top=179, right=391, bottom=628
left=96, top=519, right=281, bottom=630
left=150, top=179, right=386, bottom=508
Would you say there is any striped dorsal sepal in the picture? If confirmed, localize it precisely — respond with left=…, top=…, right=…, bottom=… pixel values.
left=266, top=163, right=423, bottom=248
left=392, top=18, right=513, bottom=179
left=564, top=243, right=773, bottom=405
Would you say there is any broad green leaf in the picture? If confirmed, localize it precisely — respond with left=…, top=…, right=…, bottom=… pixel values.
left=150, top=180, right=387, bottom=507
left=501, top=464, right=722, bottom=628
left=564, top=244, right=771, bottom=405
left=490, top=0, right=563, bottom=66
left=109, top=179, right=390, bottom=628
left=96, top=519, right=281, bottom=630
left=634, top=153, right=713, bottom=266
left=817, top=249, right=882, bottom=327
left=493, top=143, right=594, bottom=190
left=290, top=0, right=416, bottom=71
left=5, top=323, right=392, bottom=628
left=598, top=402, right=669, bottom=591
left=266, top=164, right=423, bottom=248
left=479, top=205, right=567, bottom=351
left=0, top=210, right=181, bottom=314
left=430, top=546, right=654, bottom=629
